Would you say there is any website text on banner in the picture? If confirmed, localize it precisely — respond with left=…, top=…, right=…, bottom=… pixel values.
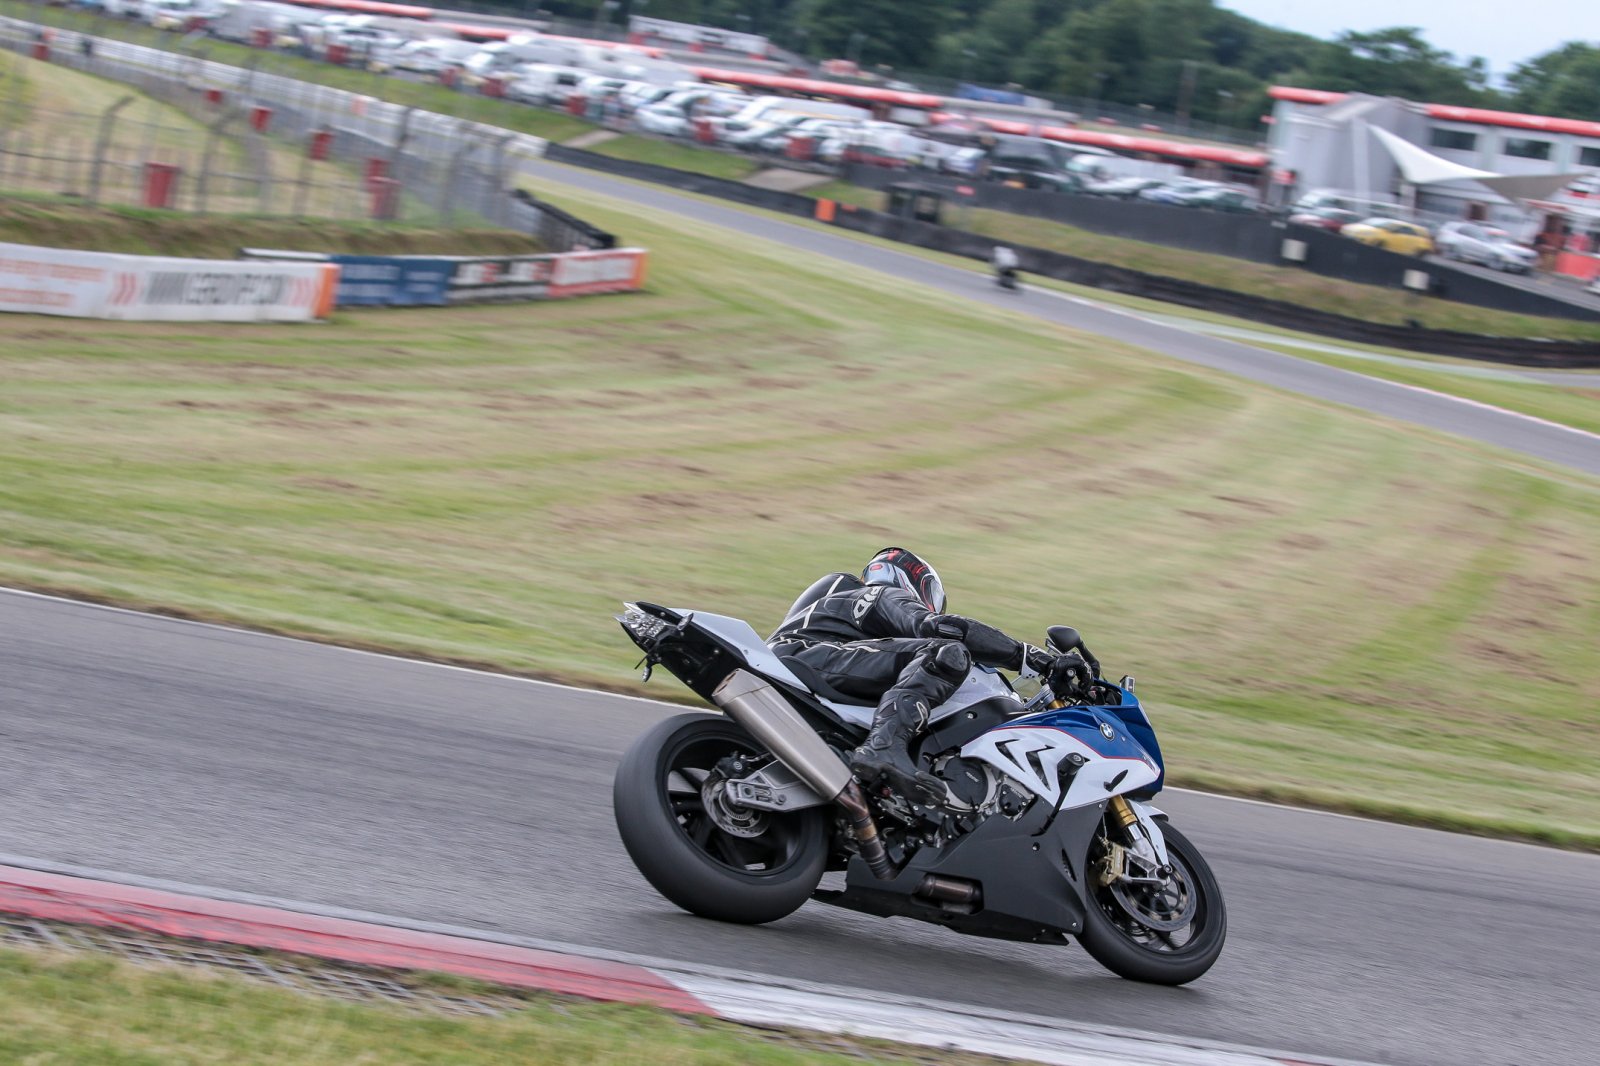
left=447, top=249, right=651, bottom=303
left=0, top=243, right=338, bottom=322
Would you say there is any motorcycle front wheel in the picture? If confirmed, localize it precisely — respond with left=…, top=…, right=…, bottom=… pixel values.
left=1078, top=819, right=1227, bottom=985
left=613, top=712, right=829, bottom=924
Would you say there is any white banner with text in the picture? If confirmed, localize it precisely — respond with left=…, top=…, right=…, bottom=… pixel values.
left=0, top=243, right=338, bottom=322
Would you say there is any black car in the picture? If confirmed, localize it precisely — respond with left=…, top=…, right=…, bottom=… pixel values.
left=980, top=134, right=1086, bottom=194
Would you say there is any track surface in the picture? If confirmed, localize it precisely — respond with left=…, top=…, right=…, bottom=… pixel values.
left=519, top=158, right=1600, bottom=477
left=3, top=591, right=1596, bottom=1066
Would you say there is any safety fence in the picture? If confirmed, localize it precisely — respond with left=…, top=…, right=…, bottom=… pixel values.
left=0, top=16, right=610, bottom=251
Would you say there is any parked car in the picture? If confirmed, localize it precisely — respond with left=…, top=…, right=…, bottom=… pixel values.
left=1137, top=178, right=1216, bottom=204
left=1177, top=185, right=1262, bottom=213
left=1340, top=218, right=1435, bottom=257
left=1084, top=176, right=1165, bottom=199
left=1434, top=221, right=1539, bottom=273
left=505, top=64, right=590, bottom=105
left=1287, top=207, right=1362, bottom=232
left=1292, top=189, right=1408, bottom=220
left=964, top=133, right=1092, bottom=192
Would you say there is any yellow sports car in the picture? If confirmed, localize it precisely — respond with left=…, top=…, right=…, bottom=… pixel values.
left=1339, top=217, right=1435, bottom=257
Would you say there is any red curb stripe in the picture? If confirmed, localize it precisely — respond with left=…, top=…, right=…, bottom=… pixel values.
left=0, top=865, right=712, bottom=1015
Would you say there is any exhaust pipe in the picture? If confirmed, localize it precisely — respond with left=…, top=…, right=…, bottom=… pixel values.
left=836, top=781, right=898, bottom=880
left=712, top=670, right=900, bottom=882
left=712, top=669, right=852, bottom=801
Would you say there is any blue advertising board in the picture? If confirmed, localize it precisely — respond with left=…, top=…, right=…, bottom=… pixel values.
left=329, top=255, right=452, bottom=307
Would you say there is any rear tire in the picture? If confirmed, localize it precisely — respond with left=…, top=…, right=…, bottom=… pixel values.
left=614, top=712, right=828, bottom=925
left=1078, top=820, right=1226, bottom=985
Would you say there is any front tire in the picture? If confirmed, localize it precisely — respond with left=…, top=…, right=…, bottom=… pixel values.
left=1078, top=820, right=1226, bottom=984
left=614, top=712, right=828, bottom=924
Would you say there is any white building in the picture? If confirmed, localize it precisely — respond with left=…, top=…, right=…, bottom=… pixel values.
left=1267, top=86, right=1600, bottom=269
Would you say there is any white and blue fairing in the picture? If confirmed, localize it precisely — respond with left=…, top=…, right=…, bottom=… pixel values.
left=963, top=693, right=1165, bottom=810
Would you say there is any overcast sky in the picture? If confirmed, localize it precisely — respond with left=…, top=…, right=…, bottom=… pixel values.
left=1219, top=0, right=1598, bottom=84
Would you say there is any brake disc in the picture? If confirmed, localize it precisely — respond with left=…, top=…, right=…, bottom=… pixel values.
left=1108, top=854, right=1197, bottom=933
left=702, top=774, right=769, bottom=839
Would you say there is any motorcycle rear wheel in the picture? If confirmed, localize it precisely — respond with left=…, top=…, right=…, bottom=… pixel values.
left=1078, top=820, right=1226, bottom=985
left=613, top=712, right=829, bottom=925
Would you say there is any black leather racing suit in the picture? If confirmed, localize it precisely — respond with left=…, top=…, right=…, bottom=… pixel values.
left=768, top=574, right=1042, bottom=738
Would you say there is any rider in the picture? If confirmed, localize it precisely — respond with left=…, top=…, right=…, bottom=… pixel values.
left=991, top=244, right=1019, bottom=286
left=768, top=548, right=1083, bottom=803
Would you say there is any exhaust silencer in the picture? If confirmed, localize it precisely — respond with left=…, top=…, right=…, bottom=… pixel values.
left=712, top=669, right=852, bottom=802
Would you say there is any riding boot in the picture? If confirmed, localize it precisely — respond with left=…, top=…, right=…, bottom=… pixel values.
left=850, top=698, right=943, bottom=804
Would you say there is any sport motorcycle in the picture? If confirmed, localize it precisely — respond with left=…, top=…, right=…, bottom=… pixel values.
left=612, top=600, right=1226, bottom=984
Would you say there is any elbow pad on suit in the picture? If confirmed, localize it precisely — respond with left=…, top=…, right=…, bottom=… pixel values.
left=924, top=615, right=1024, bottom=669
left=917, top=614, right=968, bottom=641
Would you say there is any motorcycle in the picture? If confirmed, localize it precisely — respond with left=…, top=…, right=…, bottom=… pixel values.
left=612, top=601, right=1226, bottom=984
left=995, top=265, right=1021, bottom=292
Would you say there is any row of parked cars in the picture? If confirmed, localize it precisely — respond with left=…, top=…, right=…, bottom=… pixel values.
left=1286, top=204, right=1540, bottom=272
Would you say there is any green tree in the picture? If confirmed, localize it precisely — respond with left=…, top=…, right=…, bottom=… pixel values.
left=1300, top=27, right=1490, bottom=104
left=1506, top=42, right=1600, bottom=119
left=792, top=0, right=954, bottom=69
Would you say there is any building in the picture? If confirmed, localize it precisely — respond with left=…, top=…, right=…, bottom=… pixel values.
left=1267, top=86, right=1600, bottom=278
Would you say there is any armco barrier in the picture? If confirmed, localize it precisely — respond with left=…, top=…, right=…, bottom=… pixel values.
left=823, top=208, right=1600, bottom=368
left=241, top=249, right=649, bottom=306
left=542, top=144, right=816, bottom=219
left=1, top=242, right=337, bottom=322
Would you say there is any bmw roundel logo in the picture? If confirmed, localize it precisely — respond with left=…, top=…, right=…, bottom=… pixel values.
left=1099, top=722, right=1116, bottom=740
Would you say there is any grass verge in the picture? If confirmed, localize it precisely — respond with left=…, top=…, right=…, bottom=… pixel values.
left=0, top=946, right=960, bottom=1066
left=3, top=165, right=1598, bottom=850
left=0, top=195, right=544, bottom=256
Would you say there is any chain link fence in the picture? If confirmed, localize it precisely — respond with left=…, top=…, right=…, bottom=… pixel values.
left=0, top=15, right=610, bottom=249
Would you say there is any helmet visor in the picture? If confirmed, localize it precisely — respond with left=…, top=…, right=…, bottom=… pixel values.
left=919, top=564, right=945, bottom=613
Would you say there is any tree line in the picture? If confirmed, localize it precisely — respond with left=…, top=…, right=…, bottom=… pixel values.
left=536, top=0, right=1600, bottom=130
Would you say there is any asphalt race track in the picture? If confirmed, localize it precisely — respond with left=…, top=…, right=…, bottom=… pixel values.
left=3, top=590, right=1596, bottom=1066
left=520, top=158, right=1600, bottom=478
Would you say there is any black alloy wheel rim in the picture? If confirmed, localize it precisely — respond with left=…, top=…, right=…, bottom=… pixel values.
left=661, top=732, right=809, bottom=878
left=1093, top=839, right=1211, bottom=955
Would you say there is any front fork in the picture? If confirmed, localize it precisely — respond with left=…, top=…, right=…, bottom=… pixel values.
left=1096, top=794, right=1173, bottom=887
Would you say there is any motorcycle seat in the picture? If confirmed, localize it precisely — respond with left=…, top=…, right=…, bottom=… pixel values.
left=779, top=655, right=878, bottom=707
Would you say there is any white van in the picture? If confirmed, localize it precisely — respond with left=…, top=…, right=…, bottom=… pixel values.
left=714, top=95, right=871, bottom=140
left=506, top=64, right=590, bottom=106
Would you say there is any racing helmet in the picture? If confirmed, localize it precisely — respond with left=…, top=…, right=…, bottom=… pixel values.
left=862, top=547, right=946, bottom=613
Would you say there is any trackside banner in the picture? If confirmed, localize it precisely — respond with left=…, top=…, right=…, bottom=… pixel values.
left=445, top=249, right=650, bottom=303
left=242, top=248, right=649, bottom=306
left=0, top=243, right=337, bottom=322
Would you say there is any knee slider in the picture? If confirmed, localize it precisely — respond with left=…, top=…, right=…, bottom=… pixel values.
left=929, top=641, right=970, bottom=680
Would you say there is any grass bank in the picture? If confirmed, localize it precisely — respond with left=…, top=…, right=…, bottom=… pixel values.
left=0, top=946, right=944, bottom=1066
left=3, top=168, right=1597, bottom=849
left=0, top=196, right=544, bottom=256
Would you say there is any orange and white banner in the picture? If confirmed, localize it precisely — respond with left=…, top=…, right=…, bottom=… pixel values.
left=0, top=243, right=338, bottom=322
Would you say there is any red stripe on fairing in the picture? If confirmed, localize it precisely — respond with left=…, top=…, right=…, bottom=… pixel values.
left=0, top=864, right=712, bottom=1014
